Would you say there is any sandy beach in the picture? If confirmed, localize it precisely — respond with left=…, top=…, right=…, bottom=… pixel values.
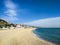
left=0, top=28, right=55, bottom=45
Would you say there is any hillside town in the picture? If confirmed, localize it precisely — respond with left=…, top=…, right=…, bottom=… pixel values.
left=0, top=19, right=32, bottom=30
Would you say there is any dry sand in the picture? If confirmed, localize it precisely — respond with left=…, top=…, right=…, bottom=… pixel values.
left=0, top=28, right=56, bottom=45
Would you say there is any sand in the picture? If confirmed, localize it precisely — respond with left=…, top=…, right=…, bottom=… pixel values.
left=0, top=28, right=55, bottom=45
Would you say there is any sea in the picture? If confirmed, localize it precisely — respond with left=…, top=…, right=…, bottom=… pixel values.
left=33, top=28, right=60, bottom=45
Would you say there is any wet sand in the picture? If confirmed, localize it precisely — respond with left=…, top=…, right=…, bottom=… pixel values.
left=0, top=28, right=55, bottom=45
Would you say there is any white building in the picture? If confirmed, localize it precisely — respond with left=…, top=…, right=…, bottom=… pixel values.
left=16, top=24, right=21, bottom=28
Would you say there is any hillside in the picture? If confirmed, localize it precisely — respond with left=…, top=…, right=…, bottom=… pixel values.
left=0, top=19, right=16, bottom=28
left=0, top=19, right=8, bottom=28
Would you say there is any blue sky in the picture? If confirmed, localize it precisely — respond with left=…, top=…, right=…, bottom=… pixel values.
left=0, top=0, right=60, bottom=26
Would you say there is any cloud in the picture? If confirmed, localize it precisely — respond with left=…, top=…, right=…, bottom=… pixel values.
left=1, top=16, right=19, bottom=23
left=1, top=0, right=19, bottom=23
left=5, top=0, right=17, bottom=9
left=0, top=0, right=30, bottom=24
left=4, top=9, right=17, bottom=17
left=4, top=0, right=17, bottom=16
left=25, top=17, right=60, bottom=28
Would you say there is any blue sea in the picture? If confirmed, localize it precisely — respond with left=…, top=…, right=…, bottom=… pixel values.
left=33, top=28, right=60, bottom=45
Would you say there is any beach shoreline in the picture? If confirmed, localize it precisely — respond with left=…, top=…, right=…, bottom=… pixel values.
left=32, top=31, right=56, bottom=45
left=0, top=27, right=56, bottom=45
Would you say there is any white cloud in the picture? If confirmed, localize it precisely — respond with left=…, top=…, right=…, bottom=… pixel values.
left=1, top=0, right=19, bottom=23
left=5, top=0, right=16, bottom=9
left=4, top=0, right=17, bottom=16
left=1, top=16, right=19, bottom=23
left=5, top=9, right=17, bottom=17
left=25, top=17, right=60, bottom=28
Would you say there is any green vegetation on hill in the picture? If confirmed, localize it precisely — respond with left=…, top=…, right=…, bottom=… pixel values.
left=0, top=19, right=8, bottom=28
left=0, top=19, right=16, bottom=28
